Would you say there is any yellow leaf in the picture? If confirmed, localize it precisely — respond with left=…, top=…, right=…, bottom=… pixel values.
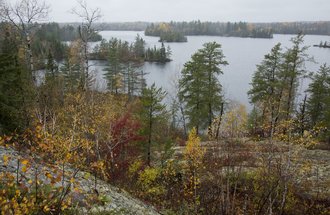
left=84, top=172, right=91, bottom=179
left=22, top=166, right=27, bottom=173
left=61, top=204, right=68, bottom=210
left=28, top=180, right=33, bottom=184
left=45, top=172, right=52, bottom=179
left=70, top=178, right=75, bottom=183
left=3, top=155, right=9, bottom=165
left=21, top=159, right=29, bottom=165
left=43, top=205, right=50, bottom=212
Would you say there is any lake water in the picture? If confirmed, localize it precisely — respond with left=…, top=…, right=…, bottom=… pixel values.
left=91, top=31, right=330, bottom=110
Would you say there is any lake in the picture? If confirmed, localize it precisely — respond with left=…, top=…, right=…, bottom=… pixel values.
left=91, top=31, right=330, bottom=110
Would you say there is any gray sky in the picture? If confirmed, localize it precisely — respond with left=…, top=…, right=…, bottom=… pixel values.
left=43, top=0, right=330, bottom=23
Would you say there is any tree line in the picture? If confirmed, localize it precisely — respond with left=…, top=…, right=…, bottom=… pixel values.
left=145, top=21, right=273, bottom=39
left=258, top=21, right=330, bottom=36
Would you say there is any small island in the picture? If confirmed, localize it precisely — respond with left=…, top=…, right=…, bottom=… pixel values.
left=145, top=23, right=188, bottom=42
left=145, top=42, right=172, bottom=63
left=91, top=35, right=172, bottom=63
left=314, top=41, right=330, bottom=48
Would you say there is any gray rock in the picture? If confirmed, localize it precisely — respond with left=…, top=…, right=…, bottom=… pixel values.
left=0, top=146, right=159, bottom=215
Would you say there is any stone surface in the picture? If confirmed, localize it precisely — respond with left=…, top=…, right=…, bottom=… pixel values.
left=0, top=146, right=159, bottom=215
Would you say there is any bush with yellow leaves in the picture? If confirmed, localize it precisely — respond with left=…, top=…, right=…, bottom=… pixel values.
left=137, top=166, right=165, bottom=203
left=183, top=128, right=205, bottom=213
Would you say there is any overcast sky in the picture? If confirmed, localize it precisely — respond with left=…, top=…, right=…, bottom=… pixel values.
left=43, top=0, right=330, bottom=23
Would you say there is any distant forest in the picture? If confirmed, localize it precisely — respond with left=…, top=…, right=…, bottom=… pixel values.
left=60, top=22, right=149, bottom=31
left=257, top=21, right=330, bottom=36
left=145, top=21, right=273, bottom=39
left=87, top=21, right=330, bottom=37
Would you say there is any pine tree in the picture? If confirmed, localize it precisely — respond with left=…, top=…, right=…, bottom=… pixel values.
left=281, top=33, right=310, bottom=120
left=160, top=42, right=166, bottom=63
left=0, top=31, right=29, bottom=134
left=104, top=38, right=123, bottom=94
left=306, top=64, right=330, bottom=141
left=179, top=42, right=227, bottom=134
left=179, top=53, right=205, bottom=134
left=248, top=43, right=283, bottom=135
left=133, top=34, right=145, bottom=59
left=140, top=83, right=167, bottom=166
left=199, top=42, right=228, bottom=127
left=123, top=61, right=143, bottom=98
left=166, top=45, right=172, bottom=60
left=61, top=55, right=80, bottom=92
left=45, top=51, right=59, bottom=80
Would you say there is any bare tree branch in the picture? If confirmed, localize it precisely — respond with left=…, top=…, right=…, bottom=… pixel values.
left=0, top=0, right=50, bottom=78
left=0, top=0, right=49, bottom=28
left=71, top=0, right=102, bottom=90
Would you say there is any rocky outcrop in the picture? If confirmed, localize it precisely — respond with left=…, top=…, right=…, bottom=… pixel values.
left=174, top=140, right=330, bottom=200
left=0, top=146, right=159, bottom=215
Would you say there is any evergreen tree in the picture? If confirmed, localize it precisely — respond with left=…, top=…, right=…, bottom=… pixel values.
left=160, top=42, right=167, bottom=63
left=140, top=83, right=167, bottom=166
left=199, top=42, right=228, bottom=127
left=280, top=33, right=310, bottom=120
left=133, top=34, right=145, bottom=59
left=104, top=38, right=123, bottom=94
left=295, top=94, right=308, bottom=136
left=179, top=42, right=227, bottom=134
left=179, top=53, right=205, bottom=134
left=248, top=35, right=310, bottom=136
left=61, top=55, right=80, bottom=92
left=0, top=31, right=29, bottom=134
left=166, top=45, right=172, bottom=60
left=248, top=43, right=283, bottom=135
left=123, top=61, right=144, bottom=97
left=45, top=51, right=59, bottom=80
left=306, top=64, right=330, bottom=137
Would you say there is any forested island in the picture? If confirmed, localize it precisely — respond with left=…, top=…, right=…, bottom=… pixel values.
left=0, top=0, right=330, bottom=214
left=145, top=23, right=188, bottom=42
left=92, top=34, right=172, bottom=64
